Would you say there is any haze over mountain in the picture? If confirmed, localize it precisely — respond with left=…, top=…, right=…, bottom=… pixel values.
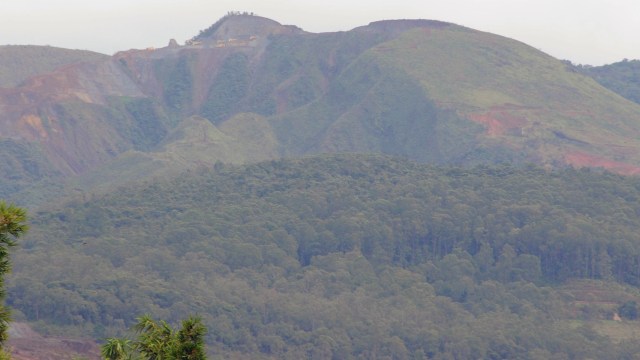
left=2, top=14, right=640, bottom=206
left=5, top=14, right=640, bottom=359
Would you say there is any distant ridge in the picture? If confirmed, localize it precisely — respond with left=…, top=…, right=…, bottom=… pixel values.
left=0, top=45, right=107, bottom=87
left=355, top=19, right=455, bottom=33
left=188, top=12, right=304, bottom=45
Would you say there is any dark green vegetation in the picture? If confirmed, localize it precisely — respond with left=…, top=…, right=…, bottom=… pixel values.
left=619, top=301, right=638, bottom=320
left=580, top=59, right=640, bottom=105
left=158, top=55, right=194, bottom=115
left=102, top=315, right=206, bottom=360
left=0, top=139, right=62, bottom=200
left=202, top=53, right=250, bottom=123
left=0, top=201, right=28, bottom=356
left=107, top=97, right=172, bottom=151
left=10, top=154, right=640, bottom=359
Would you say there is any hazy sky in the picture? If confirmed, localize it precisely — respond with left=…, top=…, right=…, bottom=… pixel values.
left=1, top=0, right=638, bottom=65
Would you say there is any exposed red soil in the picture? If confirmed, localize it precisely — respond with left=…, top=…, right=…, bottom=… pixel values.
left=0, top=56, right=150, bottom=175
left=466, top=105, right=640, bottom=175
left=7, top=323, right=101, bottom=360
left=467, top=107, right=530, bottom=136
left=565, top=151, right=640, bottom=175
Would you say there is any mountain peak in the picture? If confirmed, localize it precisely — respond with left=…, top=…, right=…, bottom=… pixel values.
left=353, top=19, right=455, bottom=34
left=188, top=13, right=304, bottom=44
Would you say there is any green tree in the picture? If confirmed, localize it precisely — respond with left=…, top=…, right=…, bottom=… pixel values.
left=101, top=338, right=132, bottom=360
left=619, top=301, right=638, bottom=320
left=102, top=315, right=207, bottom=360
left=174, top=317, right=207, bottom=360
left=133, top=315, right=175, bottom=359
left=0, top=200, right=28, bottom=354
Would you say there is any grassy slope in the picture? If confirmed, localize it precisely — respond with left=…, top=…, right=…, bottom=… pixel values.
left=264, top=30, right=488, bottom=163
left=258, top=23, right=640, bottom=172
left=368, top=26, right=640, bottom=170
left=0, top=45, right=107, bottom=88
left=58, top=113, right=279, bottom=195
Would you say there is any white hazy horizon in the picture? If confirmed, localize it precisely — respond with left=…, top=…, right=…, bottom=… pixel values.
left=1, top=0, right=639, bottom=65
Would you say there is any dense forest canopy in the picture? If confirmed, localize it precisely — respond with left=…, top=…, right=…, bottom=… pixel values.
left=8, top=154, right=640, bottom=358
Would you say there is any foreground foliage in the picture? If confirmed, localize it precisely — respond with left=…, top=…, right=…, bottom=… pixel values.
left=102, top=315, right=206, bottom=360
left=0, top=201, right=28, bottom=356
left=10, top=155, right=640, bottom=358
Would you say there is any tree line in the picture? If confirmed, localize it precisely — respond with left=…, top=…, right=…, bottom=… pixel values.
left=8, top=154, right=640, bottom=358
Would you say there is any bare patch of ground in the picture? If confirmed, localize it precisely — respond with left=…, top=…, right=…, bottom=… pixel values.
left=564, top=151, right=640, bottom=175
left=467, top=105, right=534, bottom=137
left=7, top=323, right=101, bottom=360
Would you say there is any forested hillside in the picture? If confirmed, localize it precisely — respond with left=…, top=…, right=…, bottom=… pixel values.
left=581, top=59, right=640, bottom=105
left=9, top=154, right=640, bottom=358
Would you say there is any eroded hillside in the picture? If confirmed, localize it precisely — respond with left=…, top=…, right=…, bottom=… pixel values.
left=3, top=14, right=640, bottom=204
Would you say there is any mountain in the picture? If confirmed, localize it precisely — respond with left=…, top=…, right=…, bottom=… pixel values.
left=4, top=14, right=640, bottom=205
left=0, top=45, right=107, bottom=88
left=7, top=15, right=640, bottom=357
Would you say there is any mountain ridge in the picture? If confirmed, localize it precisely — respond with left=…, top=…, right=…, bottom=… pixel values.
left=3, top=15, right=640, bottom=204
left=0, top=45, right=107, bottom=88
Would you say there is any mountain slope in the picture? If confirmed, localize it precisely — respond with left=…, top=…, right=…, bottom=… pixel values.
left=0, top=45, right=107, bottom=88
left=73, top=18, right=640, bottom=174
left=4, top=15, right=640, bottom=205
left=64, top=114, right=279, bottom=194
left=353, top=23, right=640, bottom=172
